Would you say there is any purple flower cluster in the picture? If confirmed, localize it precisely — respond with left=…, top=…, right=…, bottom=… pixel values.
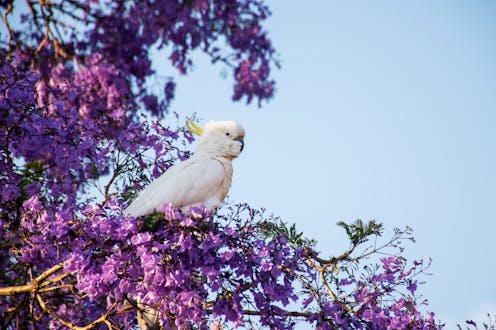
left=4, top=0, right=277, bottom=112
left=295, top=234, right=441, bottom=329
left=0, top=56, right=190, bottom=328
left=337, top=256, right=436, bottom=329
left=0, top=59, right=189, bottom=208
left=15, top=198, right=305, bottom=329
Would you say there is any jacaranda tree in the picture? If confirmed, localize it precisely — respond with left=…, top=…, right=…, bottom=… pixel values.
left=1, top=1, right=448, bottom=329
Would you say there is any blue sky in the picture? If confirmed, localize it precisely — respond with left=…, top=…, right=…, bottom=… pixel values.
left=161, top=0, right=496, bottom=327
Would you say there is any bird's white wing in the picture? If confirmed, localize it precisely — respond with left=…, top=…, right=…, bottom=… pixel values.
left=125, top=156, right=227, bottom=217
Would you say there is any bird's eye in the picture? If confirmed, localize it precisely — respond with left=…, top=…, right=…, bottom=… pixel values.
left=225, top=132, right=230, bottom=136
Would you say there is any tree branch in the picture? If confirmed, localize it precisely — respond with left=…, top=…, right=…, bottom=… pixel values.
left=0, top=262, right=65, bottom=296
left=319, top=269, right=355, bottom=315
left=37, top=296, right=131, bottom=330
left=241, top=309, right=314, bottom=318
left=2, top=3, right=14, bottom=58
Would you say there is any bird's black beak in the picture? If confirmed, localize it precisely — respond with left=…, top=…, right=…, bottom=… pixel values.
left=234, top=137, right=244, bottom=152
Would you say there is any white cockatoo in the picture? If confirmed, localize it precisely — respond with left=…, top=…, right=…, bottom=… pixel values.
left=125, top=120, right=245, bottom=217
left=124, top=120, right=245, bottom=330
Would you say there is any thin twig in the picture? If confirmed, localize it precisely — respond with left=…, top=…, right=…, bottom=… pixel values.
left=37, top=295, right=125, bottom=330
left=40, top=271, right=72, bottom=288
left=241, top=309, right=313, bottom=318
left=38, top=284, right=73, bottom=293
left=2, top=3, right=14, bottom=57
left=319, top=270, right=355, bottom=315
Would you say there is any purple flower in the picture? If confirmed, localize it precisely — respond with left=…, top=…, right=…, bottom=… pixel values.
left=22, top=194, right=43, bottom=212
left=407, top=280, right=418, bottom=294
left=131, top=233, right=153, bottom=245
left=339, top=278, right=354, bottom=286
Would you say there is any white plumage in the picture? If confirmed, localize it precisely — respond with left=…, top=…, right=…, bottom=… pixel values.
left=125, top=120, right=245, bottom=217
left=124, top=120, right=245, bottom=330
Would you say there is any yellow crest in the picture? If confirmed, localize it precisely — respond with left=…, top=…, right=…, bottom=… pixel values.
left=186, top=119, right=203, bottom=136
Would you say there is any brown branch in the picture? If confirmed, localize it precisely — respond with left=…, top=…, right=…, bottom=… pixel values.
left=38, top=284, right=73, bottom=293
left=318, top=270, right=355, bottom=315
left=280, top=265, right=320, bottom=305
left=305, top=258, right=333, bottom=273
left=348, top=234, right=404, bottom=262
left=40, top=271, right=72, bottom=288
left=241, top=309, right=313, bottom=318
left=37, top=295, right=129, bottom=330
left=34, top=0, right=70, bottom=59
left=205, top=306, right=314, bottom=318
left=204, top=281, right=254, bottom=309
left=25, top=0, right=43, bottom=31
left=305, top=246, right=354, bottom=267
left=52, top=37, right=70, bottom=58
left=63, top=0, right=91, bottom=13
left=0, top=262, right=65, bottom=296
left=39, top=0, right=55, bottom=5
left=35, top=21, right=50, bottom=53
left=2, top=3, right=14, bottom=58
left=104, top=165, right=122, bottom=200
left=51, top=2, right=91, bottom=23
left=104, top=320, right=113, bottom=329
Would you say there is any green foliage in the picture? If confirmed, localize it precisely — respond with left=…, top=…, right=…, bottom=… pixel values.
left=13, top=160, right=46, bottom=210
left=337, top=219, right=383, bottom=246
left=257, top=218, right=316, bottom=248
left=141, top=211, right=166, bottom=231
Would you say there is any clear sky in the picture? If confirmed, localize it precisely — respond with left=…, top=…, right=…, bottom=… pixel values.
left=158, top=0, right=496, bottom=327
